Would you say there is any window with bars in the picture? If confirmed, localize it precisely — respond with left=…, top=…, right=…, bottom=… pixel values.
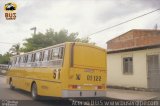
left=147, top=55, right=160, bottom=72
left=123, top=57, right=133, bottom=74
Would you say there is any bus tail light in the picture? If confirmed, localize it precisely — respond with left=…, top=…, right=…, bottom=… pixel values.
left=72, top=85, right=77, bottom=89
left=69, top=85, right=81, bottom=89
left=98, top=86, right=102, bottom=89
left=95, top=85, right=103, bottom=89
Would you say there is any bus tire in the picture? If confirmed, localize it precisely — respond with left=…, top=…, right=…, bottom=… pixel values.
left=31, top=82, right=39, bottom=100
left=9, top=78, right=15, bottom=90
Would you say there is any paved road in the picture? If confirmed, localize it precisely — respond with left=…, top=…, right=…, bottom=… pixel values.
left=0, top=76, right=75, bottom=106
left=0, top=76, right=32, bottom=100
left=0, top=76, right=108, bottom=106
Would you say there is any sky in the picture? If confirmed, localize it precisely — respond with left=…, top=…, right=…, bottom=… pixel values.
left=0, top=0, right=160, bottom=54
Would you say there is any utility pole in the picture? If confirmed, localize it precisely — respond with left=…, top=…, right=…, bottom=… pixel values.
left=30, top=27, right=37, bottom=35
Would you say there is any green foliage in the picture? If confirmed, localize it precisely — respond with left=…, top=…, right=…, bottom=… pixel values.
left=0, top=28, right=91, bottom=64
left=0, top=52, right=12, bottom=64
left=9, top=43, right=20, bottom=55
left=21, top=28, right=90, bottom=52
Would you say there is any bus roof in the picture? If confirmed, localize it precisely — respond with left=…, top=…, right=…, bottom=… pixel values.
left=11, top=42, right=106, bottom=58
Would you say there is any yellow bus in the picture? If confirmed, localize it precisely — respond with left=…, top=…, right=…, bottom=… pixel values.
left=6, top=42, right=107, bottom=100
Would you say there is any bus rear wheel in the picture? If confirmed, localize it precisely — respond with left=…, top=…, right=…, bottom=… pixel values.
left=31, top=83, right=39, bottom=100
left=9, top=79, right=15, bottom=90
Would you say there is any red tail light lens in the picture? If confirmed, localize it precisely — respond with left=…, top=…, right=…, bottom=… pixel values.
left=72, top=85, right=77, bottom=89
left=69, top=85, right=78, bottom=89
left=97, top=86, right=102, bottom=89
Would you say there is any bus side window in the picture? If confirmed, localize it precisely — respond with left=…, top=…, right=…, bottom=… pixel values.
left=48, top=49, right=51, bottom=61
left=39, top=51, right=45, bottom=61
left=59, top=47, right=64, bottom=59
left=16, top=57, right=19, bottom=64
left=31, top=53, right=35, bottom=62
left=39, top=52, right=42, bottom=61
left=31, top=53, right=36, bottom=62
left=52, top=48, right=59, bottom=60
left=14, top=57, right=17, bottom=64
left=28, top=54, right=31, bottom=62
left=20, top=56, right=24, bottom=63
left=25, top=55, right=28, bottom=63
left=23, top=55, right=26, bottom=63
left=44, top=50, right=48, bottom=61
left=36, top=52, right=40, bottom=62
left=23, top=56, right=25, bottom=63
left=42, top=51, right=45, bottom=61
left=31, top=53, right=34, bottom=62
left=50, top=49, right=53, bottom=60
left=18, top=56, right=21, bottom=63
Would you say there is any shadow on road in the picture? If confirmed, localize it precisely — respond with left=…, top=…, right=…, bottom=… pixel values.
left=9, top=88, right=72, bottom=106
left=11, top=88, right=31, bottom=98
left=7, top=88, right=110, bottom=106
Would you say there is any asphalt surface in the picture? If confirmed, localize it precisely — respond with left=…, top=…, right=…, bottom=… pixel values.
left=0, top=76, right=74, bottom=106
left=0, top=76, right=109, bottom=106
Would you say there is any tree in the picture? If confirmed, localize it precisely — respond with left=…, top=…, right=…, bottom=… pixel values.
left=21, top=28, right=90, bottom=52
left=9, top=43, right=21, bottom=55
left=0, top=52, right=11, bottom=64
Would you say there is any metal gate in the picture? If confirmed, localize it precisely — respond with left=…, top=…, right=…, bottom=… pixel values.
left=147, top=54, right=160, bottom=89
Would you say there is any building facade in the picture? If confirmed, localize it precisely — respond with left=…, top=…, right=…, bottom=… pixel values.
left=107, top=29, right=160, bottom=89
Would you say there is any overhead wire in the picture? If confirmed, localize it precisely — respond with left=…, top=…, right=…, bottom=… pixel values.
left=87, top=8, right=160, bottom=37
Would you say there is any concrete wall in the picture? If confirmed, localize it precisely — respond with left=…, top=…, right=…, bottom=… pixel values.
left=107, top=48, right=160, bottom=88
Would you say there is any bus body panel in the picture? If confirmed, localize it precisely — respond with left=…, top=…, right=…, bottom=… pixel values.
left=6, top=42, right=107, bottom=98
left=62, top=43, right=107, bottom=97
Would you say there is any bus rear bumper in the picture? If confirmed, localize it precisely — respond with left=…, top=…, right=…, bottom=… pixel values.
left=62, top=90, right=106, bottom=98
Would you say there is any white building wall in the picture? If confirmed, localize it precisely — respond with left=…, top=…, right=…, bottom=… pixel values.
left=107, top=48, right=160, bottom=88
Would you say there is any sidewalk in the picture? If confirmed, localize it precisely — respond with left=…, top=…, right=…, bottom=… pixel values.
left=106, top=88, right=160, bottom=100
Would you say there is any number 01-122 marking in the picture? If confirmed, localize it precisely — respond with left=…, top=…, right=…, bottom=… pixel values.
left=87, top=75, right=101, bottom=81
